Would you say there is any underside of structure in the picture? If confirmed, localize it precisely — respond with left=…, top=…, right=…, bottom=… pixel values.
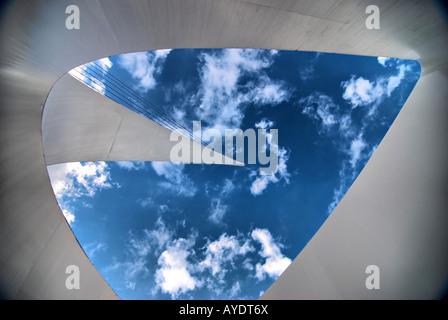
left=0, top=0, right=447, bottom=299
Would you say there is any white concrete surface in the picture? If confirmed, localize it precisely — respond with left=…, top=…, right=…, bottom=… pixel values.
left=43, top=74, right=241, bottom=166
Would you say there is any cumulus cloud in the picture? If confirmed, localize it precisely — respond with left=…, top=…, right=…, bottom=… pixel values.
left=97, top=57, right=113, bottom=70
left=208, top=198, right=228, bottom=225
left=61, top=208, right=75, bottom=225
left=300, top=65, right=314, bottom=81
left=377, top=57, right=390, bottom=67
left=137, top=196, right=154, bottom=208
left=155, top=237, right=200, bottom=298
left=194, top=49, right=290, bottom=132
left=341, top=63, right=410, bottom=115
left=246, top=75, right=290, bottom=106
left=386, top=64, right=407, bottom=96
left=47, top=162, right=115, bottom=224
left=128, top=218, right=173, bottom=257
left=199, top=233, right=253, bottom=280
left=104, top=219, right=175, bottom=291
left=327, top=162, right=351, bottom=215
left=126, top=282, right=136, bottom=290
left=84, top=241, right=107, bottom=258
left=229, top=281, right=241, bottom=298
left=300, top=61, right=412, bottom=216
left=298, top=91, right=366, bottom=215
left=151, top=162, right=197, bottom=197
left=255, top=118, right=275, bottom=130
left=250, top=147, right=290, bottom=196
left=117, top=49, right=171, bottom=92
left=251, top=228, right=291, bottom=281
left=349, top=134, right=367, bottom=169
left=196, top=228, right=291, bottom=297
left=114, top=217, right=291, bottom=298
left=250, top=175, right=271, bottom=196
left=121, top=220, right=200, bottom=298
left=198, top=233, right=254, bottom=296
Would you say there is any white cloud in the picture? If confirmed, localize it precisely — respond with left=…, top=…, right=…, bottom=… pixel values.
left=104, top=257, right=149, bottom=285
left=47, top=162, right=113, bottom=199
left=221, top=178, right=236, bottom=196
left=338, top=114, right=354, bottom=137
left=114, top=220, right=293, bottom=298
left=106, top=219, right=174, bottom=290
left=250, top=175, right=271, bottom=196
left=300, top=92, right=340, bottom=133
left=158, top=204, right=169, bottom=214
left=126, top=282, right=136, bottom=290
left=97, top=57, right=113, bottom=70
left=147, top=218, right=173, bottom=252
left=349, top=134, right=367, bottom=169
left=117, top=49, right=171, bottom=92
left=324, top=63, right=413, bottom=215
left=155, top=237, right=200, bottom=298
left=116, top=161, right=146, bottom=171
left=199, top=233, right=253, bottom=282
left=327, top=162, right=351, bottom=215
left=251, top=228, right=291, bottom=281
left=229, top=281, right=241, bottom=298
left=123, top=259, right=149, bottom=281
left=47, top=162, right=115, bottom=224
left=250, top=147, right=290, bottom=196
left=137, top=196, right=154, bottom=208
left=84, top=241, right=107, bottom=258
left=129, top=218, right=173, bottom=256
left=298, top=90, right=381, bottom=216
left=123, top=219, right=201, bottom=298
left=327, top=136, right=371, bottom=215
left=247, top=76, right=290, bottom=106
left=128, top=230, right=153, bottom=258
left=255, top=118, right=275, bottom=130
left=341, top=76, right=383, bottom=109
left=195, top=49, right=290, bottom=132
left=386, top=64, right=407, bottom=96
left=327, top=186, right=344, bottom=215
left=341, top=63, right=410, bottom=115
left=61, top=208, right=75, bottom=225
left=151, top=161, right=197, bottom=197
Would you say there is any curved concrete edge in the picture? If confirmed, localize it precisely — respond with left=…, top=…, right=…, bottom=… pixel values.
left=261, top=68, right=448, bottom=300
left=43, top=74, right=243, bottom=166
left=0, top=0, right=447, bottom=299
left=0, top=67, right=119, bottom=299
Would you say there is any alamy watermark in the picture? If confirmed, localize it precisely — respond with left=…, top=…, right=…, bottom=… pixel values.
left=366, top=5, right=380, bottom=30
left=365, top=265, right=380, bottom=290
left=65, top=265, right=80, bottom=289
left=170, top=121, right=279, bottom=175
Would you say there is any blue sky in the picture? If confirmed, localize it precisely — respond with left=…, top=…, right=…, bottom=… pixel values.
left=47, top=49, right=420, bottom=300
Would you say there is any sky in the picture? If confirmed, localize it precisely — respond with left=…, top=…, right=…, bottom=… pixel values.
left=47, top=48, right=420, bottom=300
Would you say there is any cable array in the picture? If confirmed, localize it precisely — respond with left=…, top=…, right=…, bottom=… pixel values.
left=69, top=61, right=204, bottom=146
